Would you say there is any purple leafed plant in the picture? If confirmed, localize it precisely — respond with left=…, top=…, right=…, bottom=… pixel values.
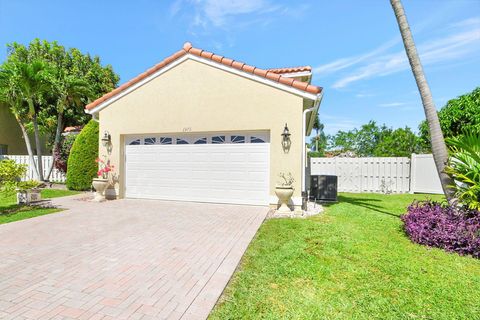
left=401, top=201, right=480, bottom=259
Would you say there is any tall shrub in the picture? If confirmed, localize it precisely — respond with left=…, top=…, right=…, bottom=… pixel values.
left=66, top=120, right=98, bottom=190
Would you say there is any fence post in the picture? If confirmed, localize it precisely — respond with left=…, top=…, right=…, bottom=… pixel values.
left=409, top=153, right=416, bottom=194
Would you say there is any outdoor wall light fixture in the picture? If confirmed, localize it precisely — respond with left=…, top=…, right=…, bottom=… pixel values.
left=101, top=131, right=111, bottom=148
left=281, top=123, right=291, bottom=153
left=102, top=131, right=113, bottom=155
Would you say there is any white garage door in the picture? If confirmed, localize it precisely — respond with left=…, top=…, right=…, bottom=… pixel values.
left=125, top=132, right=270, bottom=205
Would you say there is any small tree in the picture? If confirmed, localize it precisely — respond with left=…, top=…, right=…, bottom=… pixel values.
left=66, top=120, right=99, bottom=190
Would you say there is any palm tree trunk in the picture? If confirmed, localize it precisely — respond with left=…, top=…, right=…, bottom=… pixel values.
left=390, top=0, right=454, bottom=200
left=14, top=115, right=40, bottom=180
left=32, top=113, right=45, bottom=181
left=46, top=111, right=64, bottom=180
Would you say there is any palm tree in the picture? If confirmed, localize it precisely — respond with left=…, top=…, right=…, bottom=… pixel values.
left=312, top=115, right=325, bottom=152
left=45, top=72, right=92, bottom=179
left=1, top=60, right=52, bottom=181
left=390, top=0, right=453, bottom=199
left=0, top=63, right=40, bottom=179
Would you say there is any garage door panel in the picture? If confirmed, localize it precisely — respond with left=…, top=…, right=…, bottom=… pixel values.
left=125, top=142, right=269, bottom=205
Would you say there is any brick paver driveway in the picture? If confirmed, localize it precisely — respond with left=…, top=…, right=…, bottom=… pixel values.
left=0, top=195, right=268, bottom=320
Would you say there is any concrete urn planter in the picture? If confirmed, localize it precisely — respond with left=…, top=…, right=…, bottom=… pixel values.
left=92, top=178, right=109, bottom=202
left=16, top=188, right=41, bottom=205
left=275, top=185, right=294, bottom=213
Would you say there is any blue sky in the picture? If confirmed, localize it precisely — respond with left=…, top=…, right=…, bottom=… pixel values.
left=1, top=0, right=479, bottom=135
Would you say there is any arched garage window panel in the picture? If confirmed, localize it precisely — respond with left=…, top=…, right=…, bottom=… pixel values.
left=194, top=137, right=207, bottom=144
left=129, top=139, right=141, bottom=145
left=250, top=136, right=265, bottom=143
left=231, top=135, right=245, bottom=143
left=160, top=137, right=172, bottom=145
left=144, top=137, right=156, bottom=145
left=212, top=136, right=225, bottom=144
left=176, top=138, right=189, bottom=145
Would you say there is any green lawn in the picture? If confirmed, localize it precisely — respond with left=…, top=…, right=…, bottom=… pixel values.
left=210, top=193, right=480, bottom=320
left=0, top=189, right=79, bottom=225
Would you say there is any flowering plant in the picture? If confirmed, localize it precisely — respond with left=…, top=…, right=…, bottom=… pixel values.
left=96, top=157, right=114, bottom=179
left=402, top=200, right=480, bottom=258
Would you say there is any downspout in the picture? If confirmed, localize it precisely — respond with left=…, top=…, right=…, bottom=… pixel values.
left=301, top=92, right=324, bottom=193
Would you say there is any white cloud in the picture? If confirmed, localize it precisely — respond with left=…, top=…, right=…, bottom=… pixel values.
left=171, top=0, right=301, bottom=29
left=378, top=102, right=407, bottom=107
left=316, top=17, right=480, bottom=89
left=313, top=37, right=400, bottom=76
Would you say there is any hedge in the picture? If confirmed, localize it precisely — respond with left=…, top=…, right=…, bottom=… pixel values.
left=66, top=120, right=99, bottom=190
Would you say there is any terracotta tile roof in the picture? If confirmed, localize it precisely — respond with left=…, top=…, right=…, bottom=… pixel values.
left=63, top=125, right=83, bottom=133
left=85, top=42, right=322, bottom=111
left=267, top=66, right=312, bottom=74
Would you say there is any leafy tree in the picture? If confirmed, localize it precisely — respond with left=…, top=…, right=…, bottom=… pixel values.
left=391, top=0, right=453, bottom=199
left=375, top=127, right=425, bottom=157
left=419, top=87, right=480, bottom=144
left=0, top=39, right=119, bottom=181
left=328, top=121, right=426, bottom=157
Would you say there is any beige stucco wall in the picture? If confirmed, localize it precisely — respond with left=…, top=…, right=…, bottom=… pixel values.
left=0, top=105, right=27, bottom=155
left=98, top=59, right=307, bottom=206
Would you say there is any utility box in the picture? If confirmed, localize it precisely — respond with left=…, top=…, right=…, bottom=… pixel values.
left=310, top=175, right=338, bottom=202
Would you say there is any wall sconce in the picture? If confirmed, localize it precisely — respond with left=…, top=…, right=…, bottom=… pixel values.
left=101, top=131, right=113, bottom=155
left=281, top=123, right=291, bottom=153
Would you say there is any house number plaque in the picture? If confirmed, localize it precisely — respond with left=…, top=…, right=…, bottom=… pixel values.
left=182, top=127, right=192, bottom=132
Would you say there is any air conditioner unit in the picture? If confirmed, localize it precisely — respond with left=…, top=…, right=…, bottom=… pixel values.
left=310, top=175, right=338, bottom=202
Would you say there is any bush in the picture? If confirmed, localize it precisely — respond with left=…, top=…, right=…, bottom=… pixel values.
left=445, top=132, right=480, bottom=209
left=0, top=159, right=27, bottom=195
left=402, top=201, right=480, bottom=258
left=66, top=120, right=99, bottom=190
left=54, top=134, right=77, bottom=174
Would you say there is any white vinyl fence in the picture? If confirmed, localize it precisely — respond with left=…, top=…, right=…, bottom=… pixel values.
left=0, top=155, right=66, bottom=183
left=410, top=154, right=443, bottom=194
left=310, top=154, right=443, bottom=194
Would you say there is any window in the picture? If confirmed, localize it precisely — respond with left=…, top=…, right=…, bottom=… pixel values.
left=231, top=135, right=245, bottom=143
left=0, top=144, right=7, bottom=155
left=160, top=137, right=172, bottom=145
left=250, top=136, right=265, bottom=143
left=144, top=137, right=156, bottom=145
left=176, top=138, right=189, bottom=145
left=194, top=137, right=207, bottom=144
left=212, top=135, right=225, bottom=144
left=129, top=139, right=140, bottom=145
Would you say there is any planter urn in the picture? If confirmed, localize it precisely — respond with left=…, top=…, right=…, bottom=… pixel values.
left=92, top=178, right=109, bottom=202
left=275, top=185, right=294, bottom=213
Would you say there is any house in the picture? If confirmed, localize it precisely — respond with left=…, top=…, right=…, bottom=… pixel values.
left=0, top=104, right=27, bottom=155
left=85, top=42, right=323, bottom=210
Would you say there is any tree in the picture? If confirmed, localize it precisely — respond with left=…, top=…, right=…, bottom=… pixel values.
left=1, top=39, right=119, bottom=180
left=0, top=60, right=53, bottom=181
left=328, top=121, right=426, bottom=157
left=390, top=0, right=453, bottom=200
left=375, top=127, right=425, bottom=157
left=419, top=87, right=480, bottom=145
left=310, top=116, right=327, bottom=155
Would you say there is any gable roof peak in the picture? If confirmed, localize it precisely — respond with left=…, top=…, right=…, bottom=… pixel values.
left=85, top=42, right=322, bottom=112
